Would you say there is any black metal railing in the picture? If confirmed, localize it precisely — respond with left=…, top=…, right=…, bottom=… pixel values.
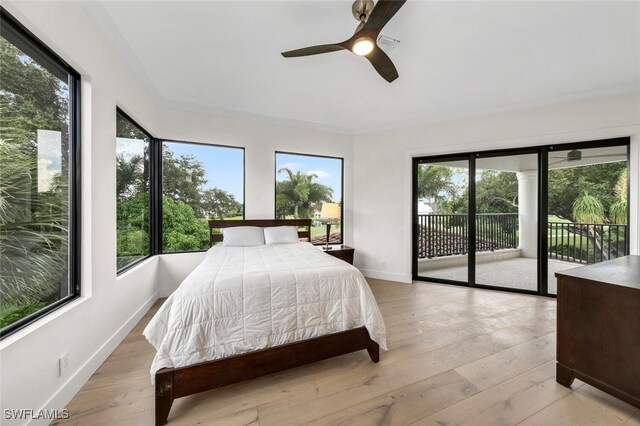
left=548, top=222, right=628, bottom=265
left=417, top=213, right=518, bottom=259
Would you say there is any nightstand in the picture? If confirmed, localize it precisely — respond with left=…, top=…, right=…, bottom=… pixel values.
left=321, top=245, right=355, bottom=265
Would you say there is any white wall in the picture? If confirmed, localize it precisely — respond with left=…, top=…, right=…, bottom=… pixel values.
left=152, top=107, right=355, bottom=296
left=153, top=106, right=354, bottom=240
left=0, top=2, right=160, bottom=425
left=0, top=3, right=355, bottom=423
left=157, top=253, right=205, bottom=297
left=353, top=92, right=640, bottom=282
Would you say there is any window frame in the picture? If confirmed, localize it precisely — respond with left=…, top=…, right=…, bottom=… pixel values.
left=274, top=151, right=345, bottom=246
left=115, top=107, right=156, bottom=275
left=0, top=8, right=82, bottom=339
left=411, top=137, right=631, bottom=298
left=160, top=139, right=246, bottom=254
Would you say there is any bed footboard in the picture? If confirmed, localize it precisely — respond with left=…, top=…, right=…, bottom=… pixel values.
left=155, top=327, right=379, bottom=425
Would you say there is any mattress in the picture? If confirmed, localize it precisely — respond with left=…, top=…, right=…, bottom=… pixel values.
left=143, top=242, right=387, bottom=379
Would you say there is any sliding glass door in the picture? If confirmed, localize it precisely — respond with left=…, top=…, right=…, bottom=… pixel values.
left=413, top=138, right=630, bottom=297
left=474, top=152, right=538, bottom=292
left=545, top=144, right=629, bottom=294
left=414, top=158, right=470, bottom=284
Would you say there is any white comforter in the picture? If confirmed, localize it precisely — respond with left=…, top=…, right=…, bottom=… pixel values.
left=143, top=242, right=387, bottom=378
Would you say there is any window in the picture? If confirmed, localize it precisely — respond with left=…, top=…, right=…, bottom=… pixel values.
left=275, top=152, right=344, bottom=245
left=116, top=110, right=151, bottom=271
left=0, top=9, right=80, bottom=336
left=162, top=141, right=244, bottom=252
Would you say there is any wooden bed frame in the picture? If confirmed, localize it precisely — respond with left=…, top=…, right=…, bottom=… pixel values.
left=155, top=219, right=380, bottom=425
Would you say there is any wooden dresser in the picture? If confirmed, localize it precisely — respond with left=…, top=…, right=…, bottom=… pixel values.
left=555, top=255, right=640, bottom=409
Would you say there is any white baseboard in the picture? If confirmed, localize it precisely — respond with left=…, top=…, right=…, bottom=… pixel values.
left=30, top=291, right=159, bottom=426
left=360, top=268, right=411, bottom=283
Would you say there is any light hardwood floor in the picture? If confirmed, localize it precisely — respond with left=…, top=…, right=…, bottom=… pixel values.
left=55, top=279, right=640, bottom=425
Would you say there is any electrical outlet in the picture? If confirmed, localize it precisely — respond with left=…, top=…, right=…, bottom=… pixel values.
left=59, top=354, right=69, bottom=376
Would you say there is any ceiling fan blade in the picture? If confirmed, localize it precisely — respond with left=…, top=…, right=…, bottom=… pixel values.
left=365, top=46, right=399, bottom=82
left=281, top=44, right=347, bottom=58
left=361, top=0, right=407, bottom=36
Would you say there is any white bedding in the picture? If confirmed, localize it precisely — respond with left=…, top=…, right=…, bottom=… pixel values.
left=143, top=242, right=387, bottom=378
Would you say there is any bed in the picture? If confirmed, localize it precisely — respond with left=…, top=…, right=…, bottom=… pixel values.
left=144, top=219, right=386, bottom=425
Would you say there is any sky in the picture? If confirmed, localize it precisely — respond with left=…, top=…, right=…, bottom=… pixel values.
left=165, top=142, right=244, bottom=203
left=276, top=153, right=342, bottom=201
left=116, top=141, right=343, bottom=204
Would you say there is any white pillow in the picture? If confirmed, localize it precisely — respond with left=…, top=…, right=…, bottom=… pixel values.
left=263, top=226, right=299, bottom=245
left=222, top=226, right=265, bottom=246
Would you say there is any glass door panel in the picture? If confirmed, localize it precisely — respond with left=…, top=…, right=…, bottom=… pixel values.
left=474, top=154, right=538, bottom=291
left=546, top=145, right=629, bottom=294
left=415, top=159, right=470, bottom=284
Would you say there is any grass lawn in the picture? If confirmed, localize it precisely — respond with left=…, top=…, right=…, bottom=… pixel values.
left=311, top=225, right=342, bottom=237
left=548, top=215, right=572, bottom=223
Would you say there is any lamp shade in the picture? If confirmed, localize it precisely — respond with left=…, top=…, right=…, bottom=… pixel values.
left=320, top=202, right=340, bottom=219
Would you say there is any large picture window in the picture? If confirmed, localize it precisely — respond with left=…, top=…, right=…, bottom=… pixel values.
left=0, top=10, right=80, bottom=336
left=116, top=110, right=151, bottom=271
left=162, top=141, right=244, bottom=252
left=275, top=152, right=344, bottom=245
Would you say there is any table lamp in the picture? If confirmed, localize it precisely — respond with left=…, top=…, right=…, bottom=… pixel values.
left=320, top=202, right=340, bottom=250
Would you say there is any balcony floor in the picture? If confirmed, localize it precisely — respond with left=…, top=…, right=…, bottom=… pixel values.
left=418, top=257, right=578, bottom=293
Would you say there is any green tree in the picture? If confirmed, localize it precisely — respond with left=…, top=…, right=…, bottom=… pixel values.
left=475, top=170, right=518, bottom=213
left=548, top=162, right=626, bottom=221
left=162, top=149, right=207, bottom=207
left=275, top=168, right=333, bottom=219
left=162, top=196, right=209, bottom=251
left=116, top=192, right=149, bottom=267
left=0, top=36, right=71, bottom=326
left=200, top=188, right=242, bottom=219
left=609, top=171, right=627, bottom=224
left=116, top=151, right=147, bottom=199
left=0, top=38, right=67, bottom=135
left=116, top=144, right=243, bottom=259
left=0, top=114, right=68, bottom=307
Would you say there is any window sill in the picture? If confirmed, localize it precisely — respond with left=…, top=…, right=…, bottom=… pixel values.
left=0, top=295, right=90, bottom=350
left=116, top=255, right=158, bottom=280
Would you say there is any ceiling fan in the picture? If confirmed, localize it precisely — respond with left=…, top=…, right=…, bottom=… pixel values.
left=281, top=0, right=406, bottom=83
left=549, top=149, right=625, bottom=165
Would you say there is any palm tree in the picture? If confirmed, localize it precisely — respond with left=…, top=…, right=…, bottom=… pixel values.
left=275, top=168, right=333, bottom=219
left=609, top=171, right=627, bottom=224
left=572, top=192, right=607, bottom=261
left=0, top=114, right=68, bottom=313
left=417, top=165, right=455, bottom=213
left=572, top=192, right=605, bottom=224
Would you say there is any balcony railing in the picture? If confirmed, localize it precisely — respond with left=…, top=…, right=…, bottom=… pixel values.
left=417, top=214, right=629, bottom=264
left=417, top=213, right=518, bottom=259
left=548, top=222, right=628, bottom=264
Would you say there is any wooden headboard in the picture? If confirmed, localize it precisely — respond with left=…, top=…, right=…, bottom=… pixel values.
left=208, top=219, right=312, bottom=246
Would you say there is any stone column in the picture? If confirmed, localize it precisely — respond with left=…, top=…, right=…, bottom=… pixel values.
left=517, top=170, right=538, bottom=258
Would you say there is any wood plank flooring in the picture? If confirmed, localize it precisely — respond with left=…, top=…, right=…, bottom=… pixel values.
left=54, top=279, right=640, bottom=425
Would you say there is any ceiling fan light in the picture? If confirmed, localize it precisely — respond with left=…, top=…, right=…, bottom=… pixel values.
left=352, top=38, right=374, bottom=56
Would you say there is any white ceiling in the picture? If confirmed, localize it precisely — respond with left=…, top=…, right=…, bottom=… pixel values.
left=86, top=1, right=640, bottom=134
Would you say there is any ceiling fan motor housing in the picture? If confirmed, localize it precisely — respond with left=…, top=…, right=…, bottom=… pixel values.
left=352, top=0, right=375, bottom=22
left=567, top=150, right=582, bottom=161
